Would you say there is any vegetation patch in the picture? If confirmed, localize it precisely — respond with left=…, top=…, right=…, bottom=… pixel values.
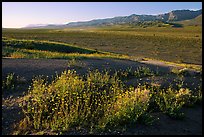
left=2, top=38, right=97, bottom=54
left=155, top=87, right=191, bottom=119
left=115, top=66, right=156, bottom=80
left=2, top=73, right=28, bottom=96
left=2, top=38, right=129, bottom=60
left=2, top=73, right=16, bottom=91
left=15, top=69, right=201, bottom=134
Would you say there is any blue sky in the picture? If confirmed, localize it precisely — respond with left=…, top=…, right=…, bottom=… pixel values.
left=2, top=2, right=202, bottom=28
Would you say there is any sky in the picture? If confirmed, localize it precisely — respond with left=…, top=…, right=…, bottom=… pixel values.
left=2, top=2, right=202, bottom=28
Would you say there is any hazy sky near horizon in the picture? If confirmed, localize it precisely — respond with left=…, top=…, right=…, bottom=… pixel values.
left=2, top=2, right=202, bottom=28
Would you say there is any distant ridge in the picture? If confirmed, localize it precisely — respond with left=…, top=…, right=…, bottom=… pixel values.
left=175, top=14, right=202, bottom=26
left=23, top=9, right=202, bottom=29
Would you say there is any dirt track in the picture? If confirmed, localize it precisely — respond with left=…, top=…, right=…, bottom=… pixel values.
left=2, top=58, right=201, bottom=90
left=2, top=58, right=200, bottom=79
left=2, top=58, right=202, bottom=135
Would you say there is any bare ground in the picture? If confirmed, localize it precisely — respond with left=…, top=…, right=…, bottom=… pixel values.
left=2, top=58, right=202, bottom=135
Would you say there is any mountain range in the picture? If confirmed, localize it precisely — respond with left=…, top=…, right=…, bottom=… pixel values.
left=24, top=9, right=202, bottom=29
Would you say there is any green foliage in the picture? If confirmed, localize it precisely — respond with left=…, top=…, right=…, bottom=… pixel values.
left=171, top=68, right=191, bottom=76
left=194, top=86, right=202, bottom=104
left=99, top=87, right=151, bottom=129
left=137, top=113, right=158, bottom=126
left=185, top=85, right=202, bottom=106
left=18, top=69, right=158, bottom=133
left=155, top=87, right=191, bottom=119
left=116, top=66, right=155, bottom=80
left=2, top=38, right=96, bottom=54
left=15, top=68, right=202, bottom=134
left=19, top=69, right=125, bottom=132
left=2, top=38, right=129, bottom=60
left=67, top=58, right=85, bottom=68
left=2, top=73, right=27, bottom=95
left=2, top=73, right=16, bottom=90
left=133, top=66, right=155, bottom=77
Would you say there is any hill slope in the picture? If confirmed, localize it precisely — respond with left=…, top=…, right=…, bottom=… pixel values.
left=175, top=14, right=202, bottom=26
left=23, top=9, right=202, bottom=29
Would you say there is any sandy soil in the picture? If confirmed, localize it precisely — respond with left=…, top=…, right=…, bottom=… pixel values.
left=2, top=58, right=202, bottom=135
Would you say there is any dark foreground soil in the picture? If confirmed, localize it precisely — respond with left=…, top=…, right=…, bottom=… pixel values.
left=2, top=58, right=202, bottom=135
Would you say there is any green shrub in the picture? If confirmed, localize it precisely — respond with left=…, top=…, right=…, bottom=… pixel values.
left=2, top=73, right=16, bottom=90
left=17, top=68, right=202, bottom=134
left=155, top=87, right=191, bottom=119
left=98, top=86, right=151, bottom=129
left=137, top=113, right=158, bottom=126
left=19, top=69, right=124, bottom=132
left=67, top=58, right=85, bottom=68
left=133, top=66, right=154, bottom=77
left=186, top=85, right=202, bottom=106
left=116, top=66, right=155, bottom=80
left=171, top=68, right=190, bottom=76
